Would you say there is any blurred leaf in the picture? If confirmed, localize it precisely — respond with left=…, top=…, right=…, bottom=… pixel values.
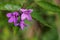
left=19, top=0, right=26, bottom=6
left=42, top=28, right=58, bottom=40
left=0, top=4, right=21, bottom=11
left=0, top=0, right=22, bottom=11
left=32, top=9, right=52, bottom=27
left=35, top=1, right=60, bottom=13
left=46, top=11, right=55, bottom=15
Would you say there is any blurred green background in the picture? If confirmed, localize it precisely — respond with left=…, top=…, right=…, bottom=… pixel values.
left=0, top=0, right=60, bottom=40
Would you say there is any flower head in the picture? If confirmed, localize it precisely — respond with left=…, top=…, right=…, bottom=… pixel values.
left=19, top=20, right=27, bottom=30
left=6, top=12, right=19, bottom=26
left=20, top=9, right=33, bottom=21
left=6, top=8, right=33, bottom=30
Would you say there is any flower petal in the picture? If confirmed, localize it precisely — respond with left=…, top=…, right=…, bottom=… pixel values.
left=8, top=17, right=14, bottom=23
left=21, top=13, right=27, bottom=20
left=13, top=17, right=18, bottom=26
left=14, top=23, right=19, bottom=26
left=13, top=12, right=19, bottom=16
left=28, top=9, right=33, bottom=13
left=20, top=9, right=27, bottom=12
left=20, top=21, right=25, bottom=30
left=20, top=24, right=24, bottom=30
left=6, top=13, right=12, bottom=18
left=26, top=15, right=32, bottom=21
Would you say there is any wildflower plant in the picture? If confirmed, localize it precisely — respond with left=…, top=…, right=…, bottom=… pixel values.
left=6, top=12, right=19, bottom=26
left=6, top=9, right=33, bottom=30
left=0, top=0, right=60, bottom=40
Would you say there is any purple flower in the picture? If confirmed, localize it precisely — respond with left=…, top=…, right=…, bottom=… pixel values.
left=6, top=12, right=19, bottom=26
left=6, top=8, right=33, bottom=30
left=20, top=9, right=33, bottom=21
left=19, top=20, right=27, bottom=30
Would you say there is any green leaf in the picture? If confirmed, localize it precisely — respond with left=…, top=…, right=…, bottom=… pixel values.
left=0, top=4, right=21, bottom=11
left=35, top=1, right=60, bottom=13
left=31, top=10, right=52, bottom=27
left=0, top=0, right=22, bottom=11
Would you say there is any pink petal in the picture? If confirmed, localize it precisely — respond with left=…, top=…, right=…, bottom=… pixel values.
left=6, top=13, right=12, bottom=18
left=28, top=9, right=33, bottom=13
left=8, top=17, right=14, bottom=23
left=13, top=12, right=19, bottom=16
left=20, top=9, right=27, bottom=12
left=13, top=17, right=17, bottom=23
left=20, top=21, right=25, bottom=30
left=20, top=24, right=24, bottom=30
left=21, top=13, right=27, bottom=20
left=26, top=15, right=32, bottom=21
left=13, top=17, right=18, bottom=26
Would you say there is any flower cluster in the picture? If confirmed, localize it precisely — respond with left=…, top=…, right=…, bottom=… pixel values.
left=6, top=9, right=33, bottom=30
